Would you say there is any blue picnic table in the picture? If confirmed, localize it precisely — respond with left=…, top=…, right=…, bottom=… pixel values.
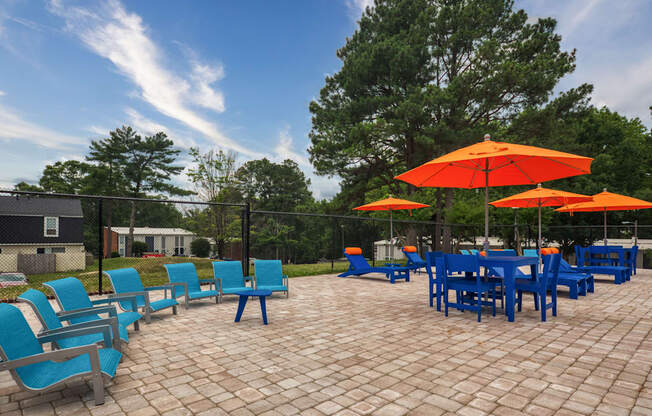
left=478, top=256, right=538, bottom=322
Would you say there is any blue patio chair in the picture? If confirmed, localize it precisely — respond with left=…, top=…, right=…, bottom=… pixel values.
left=469, top=249, right=479, bottom=255
left=17, top=289, right=123, bottom=352
left=254, top=260, right=289, bottom=297
left=537, top=248, right=594, bottom=298
left=402, top=246, right=427, bottom=273
left=516, top=253, right=561, bottom=322
left=443, top=254, right=500, bottom=322
left=425, top=251, right=444, bottom=310
left=338, top=247, right=410, bottom=284
left=574, top=245, right=629, bottom=284
left=104, top=268, right=179, bottom=323
left=164, top=262, right=219, bottom=308
left=0, top=303, right=121, bottom=405
left=460, top=249, right=470, bottom=255
left=212, top=260, right=251, bottom=303
left=523, top=249, right=538, bottom=257
left=44, top=277, right=142, bottom=331
left=625, top=246, right=638, bottom=275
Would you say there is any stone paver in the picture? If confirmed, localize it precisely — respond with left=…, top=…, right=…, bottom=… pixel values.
left=1, top=269, right=651, bottom=415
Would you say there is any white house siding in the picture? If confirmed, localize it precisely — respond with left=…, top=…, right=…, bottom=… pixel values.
left=113, top=228, right=195, bottom=256
left=0, top=244, right=85, bottom=272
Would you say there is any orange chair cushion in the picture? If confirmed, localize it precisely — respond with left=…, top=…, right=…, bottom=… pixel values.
left=344, top=247, right=362, bottom=255
left=541, top=248, right=552, bottom=255
left=550, top=247, right=560, bottom=254
left=403, top=246, right=417, bottom=253
left=479, top=251, right=487, bottom=257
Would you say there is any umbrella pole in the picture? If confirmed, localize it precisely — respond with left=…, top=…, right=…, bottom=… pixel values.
left=635, top=218, right=638, bottom=246
left=604, top=209, right=608, bottom=246
left=390, top=208, right=393, bottom=247
left=538, top=201, right=542, bottom=273
left=484, top=165, right=489, bottom=252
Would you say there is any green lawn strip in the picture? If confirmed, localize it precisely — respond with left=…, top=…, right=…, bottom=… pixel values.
left=0, top=258, right=351, bottom=300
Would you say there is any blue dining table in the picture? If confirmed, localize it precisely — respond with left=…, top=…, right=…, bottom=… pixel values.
left=478, top=256, right=538, bottom=322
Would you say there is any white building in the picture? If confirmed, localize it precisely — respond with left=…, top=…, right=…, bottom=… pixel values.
left=108, top=227, right=196, bottom=257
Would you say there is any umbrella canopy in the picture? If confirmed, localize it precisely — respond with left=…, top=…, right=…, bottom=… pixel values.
left=491, top=184, right=592, bottom=267
left=556, top=190, right=652, bottom=245
left=354, top=197, right=429, bottom=243
left=395, top=135, right=593, bottom=250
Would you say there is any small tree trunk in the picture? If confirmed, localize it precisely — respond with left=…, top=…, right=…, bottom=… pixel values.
left=127, top=200, right=136, bottom=257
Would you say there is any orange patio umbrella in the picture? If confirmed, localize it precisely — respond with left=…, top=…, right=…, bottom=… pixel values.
left=556, top=189, right=652, bottom=245
left=395, top=135, right=593, bottom=251
left=491, top=184, right=592, bottom=267
left=354, top=197, right=429, bottom=243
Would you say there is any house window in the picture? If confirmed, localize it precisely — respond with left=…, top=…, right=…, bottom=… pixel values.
left=161, top=236, right=166, bottom=254
left=37, top=247, right=66, bottom=254
left=44, top=217, right=59, bottom=237
left=119, top=235, right=126, bottom=257
left=174, top=236, right=185, bottom=255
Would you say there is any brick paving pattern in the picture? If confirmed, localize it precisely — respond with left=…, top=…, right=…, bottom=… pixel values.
left=1, top=269, right=651, bottom=415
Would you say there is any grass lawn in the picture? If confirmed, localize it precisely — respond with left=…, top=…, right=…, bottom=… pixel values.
left=0, top=257, right=351, bottom=300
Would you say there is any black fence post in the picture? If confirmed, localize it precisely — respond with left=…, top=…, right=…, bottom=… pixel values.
left=244, top=202, right=250, bottom=276
left=97, top=198, right=103, bottom=295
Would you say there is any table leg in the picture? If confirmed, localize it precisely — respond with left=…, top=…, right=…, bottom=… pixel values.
left=505, top=266, right=515, bottom=322
left=235, top=295, right=248, bottom=322
left=259, top=296, right=268, bottom=325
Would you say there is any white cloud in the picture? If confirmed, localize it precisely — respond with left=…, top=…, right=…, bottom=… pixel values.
left=0, top=90, right=5, bottom=96
left=0, top=102, right=86, bottom=149
left=48, top=0, right=262, bottom=157
left=347, top=0, right=374, bottom=18
left=125, top=107, right=197, bottom=149
left=274, top=125, right=310, bottom=167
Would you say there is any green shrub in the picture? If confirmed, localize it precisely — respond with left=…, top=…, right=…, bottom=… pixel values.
left=191, top=238, right=211, bottom=258
left=111, top=251, right=121, bottom=258
left=132, top=241, right=149, bottom=257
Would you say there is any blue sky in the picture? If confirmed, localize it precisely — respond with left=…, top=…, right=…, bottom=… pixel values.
left=1, top=0, right=651, bottom=199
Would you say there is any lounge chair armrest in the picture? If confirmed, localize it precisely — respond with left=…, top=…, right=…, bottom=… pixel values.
left=283, top=274, right=289, bottom=286
left=199, top=278, right=216, bottom=291
left=214, top=277, right=223, bottom=292
left=168, top=282, right=188, bottom=299
left=106, top=294, right=139, bottom=312
left=145, top=285, right=173, bottom=291
left=38, top=325, right=112, bottom=348
left=57, top=305, right=117, bottom=320
left=0, top=344, right=99, bottom=371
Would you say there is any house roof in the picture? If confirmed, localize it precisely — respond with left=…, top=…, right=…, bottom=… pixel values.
left=108, top=227, right=195, bottom=236
left=0, top=196, right=83, bottom=217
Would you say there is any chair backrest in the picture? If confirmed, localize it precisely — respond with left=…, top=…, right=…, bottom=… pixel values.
left=343, top=248, right=371, bottom=270
left=0, top=303, right=44, bottom=363
left=402, top=247, right=424, bottom=264
left=425, top=251, right=443, bottom=282
left=444, top=254, right=480, bottom=282
left=17, top=289, right=63, bottom=331
left=523, top=249, right=537, bottom=257
left=469, top=249, right=479, bottom=255
left=165, top=263, right=201, bottom=296
left=254, top=260, right=283, bottom=286
left=589, top=245, right=610, bottom=255
left=212, top=261, right=245, bottom=289
left=541, top=253, right=561, bottom=289
left=460, top=249, right=470, bottom=255
left=488, top=249, right=516, bottom=256
left=104, top=268, right=146, bottom=310
left=575, top=245, right=587, bottom=267
left=631, top=246, right=639, bottom=262
left=44, top=277, right=93, bottom=311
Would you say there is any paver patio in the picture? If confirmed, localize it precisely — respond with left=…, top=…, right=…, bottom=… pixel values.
left=1, top=269, right=651, bottom=415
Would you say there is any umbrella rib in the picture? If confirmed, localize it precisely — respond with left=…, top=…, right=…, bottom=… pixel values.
left=414, top=163, right=451, bottom=186
left=505, top=156, right=536, bottom=184
left=538, top=156, right=591, bottom=173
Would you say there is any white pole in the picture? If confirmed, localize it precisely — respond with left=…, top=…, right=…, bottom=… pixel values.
left=483, top=134, right=491, bottom=252
left=390, top=208, right=393, bottom=246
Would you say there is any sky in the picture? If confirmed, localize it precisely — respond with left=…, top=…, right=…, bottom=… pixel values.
left=1, top=0, right=651, bottom=199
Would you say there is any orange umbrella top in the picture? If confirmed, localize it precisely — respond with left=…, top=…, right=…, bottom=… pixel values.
left=556, top=190, right=652, bottom=213
left=395, top=137, right=593, bottom=188
left=354, top=197, right=430, bottom=211
left=490, top=185, right=592, bottom=208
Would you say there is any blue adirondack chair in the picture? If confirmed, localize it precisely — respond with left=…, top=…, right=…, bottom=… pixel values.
left=516, top=253, right=561, bottom=322
left=575, top=245, right=629, bottom=284
left=164, top=262, right=220, bottom=307
left=44, top=277, right=142, bottom=331
left=17, top=289, right=123, bottom=352
left=212, top=261, right=252, bottom=303
left=338, top=247, right=410, bottom=284
left=443, top=254, right=500, bottom=322
left=0, top=303, right=122, bottom=405
left=254, top=260, right=289, bottom=297
left=402, top=246, right=427, bottom=273
left=425, top=251, right=444, bottom=310
left=523, top=249, right=594, bottom=299
left=104, top=268, right=179, bottom=323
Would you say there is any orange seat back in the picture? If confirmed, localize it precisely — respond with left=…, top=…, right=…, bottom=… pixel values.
left=344, top=247, right=362, bottom=255
left=402, top=246, right=417, bottom=253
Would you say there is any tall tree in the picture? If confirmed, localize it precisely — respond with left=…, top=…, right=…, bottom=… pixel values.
left=186, top=147, right=240, bottom=258
left=309, top=0, right=584, bottom=250
left=39, top=160, right=91, bottom=194
left=87, top=127, right=130, bottom=258
left=121, top=131, right=189, bottom=256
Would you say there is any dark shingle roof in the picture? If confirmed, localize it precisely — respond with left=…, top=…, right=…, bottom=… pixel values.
left=0, top=196, right=83, bottom=217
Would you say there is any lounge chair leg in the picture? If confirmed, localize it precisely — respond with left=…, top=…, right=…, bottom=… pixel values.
left=569, top=285, right=578, bottom=300
left=533, top=293, right=539, bottom=311
left=134, top=320, right=139, bottom=331
left=145, top=309, right=151, bottom=324
left=89, top=349, right=105, bottom=406
left=172, top=305, right=177, bottom=315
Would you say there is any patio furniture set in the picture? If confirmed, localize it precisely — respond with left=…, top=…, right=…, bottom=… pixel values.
left=0, top=259, right=288, bottom=405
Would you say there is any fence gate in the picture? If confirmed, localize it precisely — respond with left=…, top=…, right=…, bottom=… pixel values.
left=17, top=253, right=56, bottom=275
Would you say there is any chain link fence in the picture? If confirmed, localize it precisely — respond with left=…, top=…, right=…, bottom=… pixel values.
left=0, top=190, right=649, bottom=301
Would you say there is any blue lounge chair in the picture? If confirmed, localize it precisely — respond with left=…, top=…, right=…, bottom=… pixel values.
left=425, top=251, right=444, bottom=310
left=212, top=261, right=252, bottom=303
left=402, top=246, right=427, bottom=273
left=575, top=245, right=629, bottom=284
left=17, top=289, right=122, bottom=352
left=254, top=260, right=289, bottom=297
left=523, top=248, right=594, bottom=299
left=104, top=268, right=179, bottom=323
left=469, top=249, right=479, bottom=255
left=443, top=254, right=500, bottom=322
left=44, top=277, right=142, bottom=331
left=516, top=253, right=561, bottom=322
left=338, top=247, right=410, bottom=284
left=0, top=303, right=121, bottom=405
left=460, top=249, right=470, bottom=255
left=164, top=262, right=220, bottom=307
